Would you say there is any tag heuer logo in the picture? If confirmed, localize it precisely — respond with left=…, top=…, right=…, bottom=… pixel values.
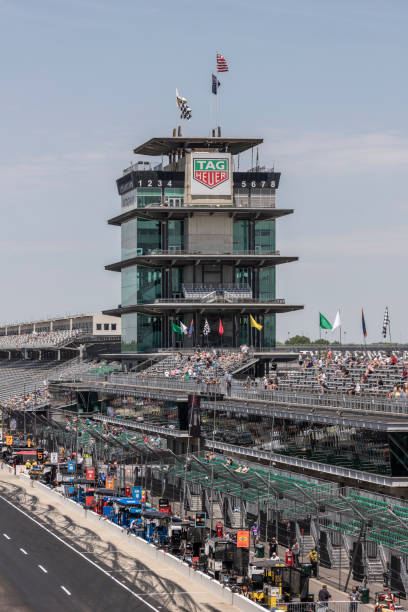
left=193, top=158, right=229, bottom=189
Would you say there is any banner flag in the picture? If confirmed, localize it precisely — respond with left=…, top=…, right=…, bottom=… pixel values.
left=319, top=313, right=333, bottom=330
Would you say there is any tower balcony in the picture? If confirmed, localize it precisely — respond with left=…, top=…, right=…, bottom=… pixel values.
left=106, top=250, right=298, bottom=271
left=104, top=296, right=303, bottom=317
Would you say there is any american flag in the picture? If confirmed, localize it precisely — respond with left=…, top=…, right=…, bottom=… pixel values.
left=203, top=319, right=210, bottom=336
left=217, top=53, right=229, bottom=72
left=382, top=306, right=390, bottom=338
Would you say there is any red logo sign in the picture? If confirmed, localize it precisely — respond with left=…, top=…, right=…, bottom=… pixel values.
left=193, top=158, right=229, bottom=189
left=86, top=467, right=95, bottom=481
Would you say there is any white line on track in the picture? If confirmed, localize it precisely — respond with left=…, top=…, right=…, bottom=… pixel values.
left=38, top=565, right=48, bottom=573
left=0, top=496, right=160, bottom=612
left=20, top=548, right=28, bottom=555
left=3, top=533, right=10, bottom=539
left=61, top=586, right=71, bottom=596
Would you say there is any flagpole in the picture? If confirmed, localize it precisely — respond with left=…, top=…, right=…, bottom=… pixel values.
left=215, top=52, right=219, bottom=131
left=389, top=310, right=392, bottom=343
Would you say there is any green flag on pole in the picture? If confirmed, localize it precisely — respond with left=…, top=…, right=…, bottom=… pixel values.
left=171, top=322, right=182, bottom=333
left=319, top=312, right=333, bottom=330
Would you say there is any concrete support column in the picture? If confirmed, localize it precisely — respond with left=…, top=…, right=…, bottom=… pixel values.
left=57, top=350, right=61, bottom=361
left=38, top=350, right=41, bottom=361
left=69, top=318, right=73, bottom=331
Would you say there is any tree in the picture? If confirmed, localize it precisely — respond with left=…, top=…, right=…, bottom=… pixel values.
left=313, top=338, right=330, bottom=346
left=285, top=335, right=311, bottom=345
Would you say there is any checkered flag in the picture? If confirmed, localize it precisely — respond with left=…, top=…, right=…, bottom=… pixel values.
left=203, top=319, right=210, bottom=336
left=382, top=306, right=390, bottom=338
left=176, top=89, right=192, bottom=120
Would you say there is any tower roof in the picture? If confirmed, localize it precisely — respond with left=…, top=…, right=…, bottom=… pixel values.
left=133, top=136, right=263, bottom=157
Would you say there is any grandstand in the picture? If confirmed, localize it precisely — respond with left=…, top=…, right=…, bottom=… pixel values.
left=0, top=358, right=99, bottom=406
left=0, top=313, right=121, bottom=413
left=0, top=313, right=120, bottom=359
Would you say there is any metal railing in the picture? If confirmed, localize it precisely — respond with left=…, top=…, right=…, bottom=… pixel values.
left=153, top=297, right=286, bottom=304
left=284, top=603, right=366, bottom=612
left=203, top=440, right=404, bottom=487
left=93, top=413, right=189, bottom=438
left=137, top=248, right=281, bottom=256
left=57, top=372, right=408, bottom=415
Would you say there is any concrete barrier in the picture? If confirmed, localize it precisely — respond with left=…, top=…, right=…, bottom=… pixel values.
left=5, top=471, right=264, bottom=612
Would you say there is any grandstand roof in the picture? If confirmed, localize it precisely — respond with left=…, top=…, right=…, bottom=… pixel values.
left=133, top=136, right=263, bottom=156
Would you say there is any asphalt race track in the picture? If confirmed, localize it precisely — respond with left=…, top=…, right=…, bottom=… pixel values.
left=0, top=495, right=163, bottom=612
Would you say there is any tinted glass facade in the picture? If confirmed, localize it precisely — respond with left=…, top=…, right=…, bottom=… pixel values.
left=114, top=152, right=296, bottom=353
left=168, top=220, right=184, bottom=250
left=122, top=313, right=161, bottom=352
left=255, top=219, right=275, bottom=253
left=233, top=221, right=249, bottom=252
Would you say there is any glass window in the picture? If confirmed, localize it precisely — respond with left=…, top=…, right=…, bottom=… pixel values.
left=104, top=323, right=109, bottom=330
left=239, top=315, right=249, bottom=345
left=121, top=313, right=161, bottom=352
left=121, top=219, right=161, bottom=259
left=96, top=324, right=102, bottom=330
left=168, top=220, right=184, bottom=251
left=122, top=265, right=162, bottom=306
left=263, top=314, right=275, bottom=348
left=111, top=324, right=117, bottom=331
left=137, top=267, right=162, bottom=304
left=235, top=268, right=249, bottom=287
left=137, top=219, right=161, bottom=254
left=121, top=313, right=137, bottom=352
left=136, top=188, right=161, bottom=208
left=121, top=266, right=138, bottom=307
left=136, top=314, right=161, bottom=351
left=164, top=187, right=184, bottom=207
left=233, top=221, right=249, bottom=253
left=254, top=220, right=275, bottom=253
left=259, top=268, right=275, bottom=301
left=121, top=219, right=138, bottom=260
left=171, top=268, right=184, bottom=295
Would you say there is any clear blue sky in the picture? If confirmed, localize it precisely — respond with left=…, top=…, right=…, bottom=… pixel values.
left=1, top=0, right=407, bottom=342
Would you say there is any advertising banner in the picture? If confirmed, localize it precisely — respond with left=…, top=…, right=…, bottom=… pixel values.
left=236, top=530, right=250, bottom=548
left=106, top=476, right=115, bottom=490
left=86, top=467, right=95, bottom=481
left=132, top=486, right=142, bottom=501
left=67, top=460, right=75, bottom=473
left=50, top=452, right=58, bottom=465
left=190, top=152, right=232, bottom=196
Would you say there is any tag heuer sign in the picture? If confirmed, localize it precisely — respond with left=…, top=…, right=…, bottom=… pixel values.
left=193, top=158, right=229, bottom=189
left=190, top=152, right=232, bottom=196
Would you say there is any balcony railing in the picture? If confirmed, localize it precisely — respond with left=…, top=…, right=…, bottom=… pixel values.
left=153, top=297, right=286, bottom=304
left=120, top=194, right=276, bottom=211
left=137, top=248, right=281, bottom=256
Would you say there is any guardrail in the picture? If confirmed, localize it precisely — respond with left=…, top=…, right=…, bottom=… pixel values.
left=53, top=372, right=408, bottom=416
left=93, top=413, right=189, bottom=438
left=204, top=440, right=406, bottom=487
left=138, top=248, right=281, bottom=257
